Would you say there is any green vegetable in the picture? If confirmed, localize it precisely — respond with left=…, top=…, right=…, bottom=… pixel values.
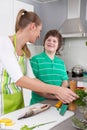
left=20, top=121, right=56, bottom=130
left=74, top=89, right=87, bottom=106
left=85, top=41, right=87, bottom=46
left=72, top=116, right=87, bottom=130
left=20, top=125, right=31, bottom=130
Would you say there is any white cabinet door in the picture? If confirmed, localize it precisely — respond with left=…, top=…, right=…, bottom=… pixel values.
left=0, top=0, right=14, bottom=35
left=13, top=0, right=34, bottom=33
left=0, top=0, right=34, bottom=35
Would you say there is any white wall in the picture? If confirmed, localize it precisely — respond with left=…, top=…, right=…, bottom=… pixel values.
left=58, top=38, right=87, bottom=71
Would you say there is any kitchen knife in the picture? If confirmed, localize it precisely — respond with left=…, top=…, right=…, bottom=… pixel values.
left=55, top=101, right=68, bottom=116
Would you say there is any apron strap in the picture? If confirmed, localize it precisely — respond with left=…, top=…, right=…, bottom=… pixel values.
left=13, top=34, right=25, bottom=56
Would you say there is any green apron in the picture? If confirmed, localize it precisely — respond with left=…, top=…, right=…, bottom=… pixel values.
left=1, top=34, right=27, bottom=114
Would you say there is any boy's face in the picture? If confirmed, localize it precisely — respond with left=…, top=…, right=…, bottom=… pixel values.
left=44, top=36, right=58, bottom=54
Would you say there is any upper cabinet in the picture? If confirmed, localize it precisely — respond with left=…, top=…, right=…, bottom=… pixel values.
left=0, top=0, right=34, bottom=35
left=0, top=0, right=14, bottom=35
left=13, top=0, right=34, bottom=33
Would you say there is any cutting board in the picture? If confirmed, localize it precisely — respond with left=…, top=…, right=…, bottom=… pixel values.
left=0, top=103, right=74, bottom=130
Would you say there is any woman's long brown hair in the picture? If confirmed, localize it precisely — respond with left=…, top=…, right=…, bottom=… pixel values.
left=15, top=9, right=42, bottom=58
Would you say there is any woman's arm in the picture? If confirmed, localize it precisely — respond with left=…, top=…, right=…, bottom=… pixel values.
left=16, top=76, right=78, bottom=104
left=34, top=92, right=57, bottom=99
left=34, top=80, right=69, bottom=99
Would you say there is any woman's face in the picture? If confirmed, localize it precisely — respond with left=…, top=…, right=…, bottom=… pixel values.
left=29, top=24, right=42, bottom=44
left=44, top=36, right=58, bottom=54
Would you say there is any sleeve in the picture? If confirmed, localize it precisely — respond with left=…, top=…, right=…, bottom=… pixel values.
left=30, top=56, right=39, bottom=78
left=0, top=39, right=23, bottom=82
left=26, top=59, right=35, bottom=78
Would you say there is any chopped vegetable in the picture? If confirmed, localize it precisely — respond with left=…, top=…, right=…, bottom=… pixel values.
left=0, top=118, right=15, bottom=126
left=20, top=125, right=31, bottom=130
left=74, top=89, right=87, bottom=106
left=85, top=41, right=87, bottom=46
left=20, top=121, right=56, bottom=130
left=72, top=116, right=87, bottom=130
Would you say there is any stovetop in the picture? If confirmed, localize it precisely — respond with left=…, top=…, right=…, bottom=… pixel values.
left=67, top=72, right=87, bottom=82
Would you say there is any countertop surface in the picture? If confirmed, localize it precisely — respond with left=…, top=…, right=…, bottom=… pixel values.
left=42, top=100, right=83, bottom=130
left=0, top=100, right=83, bottom=130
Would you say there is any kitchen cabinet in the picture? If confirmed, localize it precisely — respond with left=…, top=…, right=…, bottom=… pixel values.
left=0, top=0, right=34, bottom=35
left=0, top=0, right=14, bottom=35
left=13, top=0, right=34, bottom=33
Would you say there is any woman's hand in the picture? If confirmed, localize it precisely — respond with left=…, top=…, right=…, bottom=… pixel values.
left=55, top=87, right=79, bottom=104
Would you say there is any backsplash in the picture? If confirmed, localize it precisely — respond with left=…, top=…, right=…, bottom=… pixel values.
left=61, top=38, right=87, bottom=71
left=27, top=38, right=87, bottom=72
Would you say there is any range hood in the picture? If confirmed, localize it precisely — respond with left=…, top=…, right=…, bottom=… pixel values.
left=32, top=0, right=59, bottom=3
left=59, top=0, right=87, bottom=38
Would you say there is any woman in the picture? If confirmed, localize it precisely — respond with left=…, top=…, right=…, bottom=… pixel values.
left=30, top=29, right=69, bottom=104
left=0, top=9, right=78, bottom=114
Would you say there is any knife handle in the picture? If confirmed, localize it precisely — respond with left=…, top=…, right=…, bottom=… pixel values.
left=59, top=104, right=68, bottom=116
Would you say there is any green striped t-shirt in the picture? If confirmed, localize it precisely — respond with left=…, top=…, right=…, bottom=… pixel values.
left=30, top=52, right=68, bottom=104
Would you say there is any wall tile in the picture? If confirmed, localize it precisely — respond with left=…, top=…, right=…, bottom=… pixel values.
left=61, top=38, right=87, bottom=71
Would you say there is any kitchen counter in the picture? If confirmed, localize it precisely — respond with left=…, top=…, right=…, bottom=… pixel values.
left=0, top=100, right=83, bottom=130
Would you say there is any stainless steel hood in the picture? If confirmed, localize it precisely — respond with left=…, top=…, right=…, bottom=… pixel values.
left=32, top=0, right=59, bottom=3
left=59, top=0, right=87, bottom=38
